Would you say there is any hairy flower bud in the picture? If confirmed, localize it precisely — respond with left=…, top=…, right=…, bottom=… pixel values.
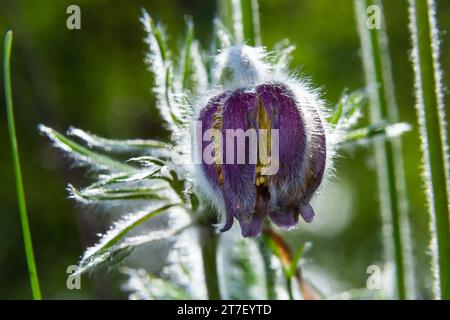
left=194, top=46, right=329, bottom=237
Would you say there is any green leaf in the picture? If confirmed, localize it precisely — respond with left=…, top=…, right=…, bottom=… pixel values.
left=272, top=39, right=296, bottom=71
left=219, top=236, right=263, bottom=299
left=126, top=156, right=166, bottom=167
left=337, top=122, right=411, bottom=146
left=122, top=268, right=191, bottom=300
left=188, top=192, right=199, bottom=211
left=77, top=203, right=181, bottom=274
left=181, top=18, right=194, bottom=91
left=190, top=40, right=209, bottom=93
left=329, top=87, right=368, bottom=128
left=141, top=10, right=183, bottom=132
left=126, top=157, right=184, bottom=198
left=39, top=125, right=136, bottom=173
left=84, top=167, right=173, bottom=192
left=142, top=10, right=169, bottom=62
left=67, top=127, right=169, bottom=154
left=69, top=184, right=167, bottom=203
left=288, top=242, right=311, bottom=278
left=329, top=89, right=348, bottom=125
left=212, top=18, right=233, bottom=51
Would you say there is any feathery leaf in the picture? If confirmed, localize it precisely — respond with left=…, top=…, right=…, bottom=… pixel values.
left=39, top=125, right=136, bottom=173
left=77, top=203, right=181, bottom=274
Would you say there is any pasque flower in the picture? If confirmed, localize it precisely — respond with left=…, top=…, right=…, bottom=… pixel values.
left=194, top=45, right=330, bottom=237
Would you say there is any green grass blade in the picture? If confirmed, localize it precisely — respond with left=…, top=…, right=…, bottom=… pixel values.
left=355, top=0, right=413, bottom=299
left=408, top=0, right=450, bottom=299
left=3, top=30, right=42, bottom=300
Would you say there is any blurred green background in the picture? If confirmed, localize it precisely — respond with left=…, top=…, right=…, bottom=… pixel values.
left=0, top=0, right=449, bottom=299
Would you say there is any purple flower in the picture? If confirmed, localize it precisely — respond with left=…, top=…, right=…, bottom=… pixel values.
left=196, top=82, right=327, bottom=237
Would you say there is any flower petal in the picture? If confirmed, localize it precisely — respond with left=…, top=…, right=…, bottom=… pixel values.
left=256, top=83, right=307, bottom=182
left=198, top=94, right=225, bottom=188
left=268, top=188, right=300, bottom=228
left=221, top=90, right=261, bottom=235
left=300, top=204, right=315, bottom=223
left=302, top=109, right=327, bottom=204
left=198, top=94, right=235, bottom=231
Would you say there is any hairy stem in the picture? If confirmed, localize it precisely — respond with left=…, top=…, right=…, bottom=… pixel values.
left=3, top=31, right=42, bottom=300
left=408, top=0, right=450, bottom=299
left=200, top=224, right=221, bottom=300
left=355, top=0, right=413, bottom=299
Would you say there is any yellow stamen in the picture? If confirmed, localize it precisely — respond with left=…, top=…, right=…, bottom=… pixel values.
left=255, top=98, right=272, bottom=187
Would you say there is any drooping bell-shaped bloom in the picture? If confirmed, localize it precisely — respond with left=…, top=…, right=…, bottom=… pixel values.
left=194, top=45, right=329, bottom=237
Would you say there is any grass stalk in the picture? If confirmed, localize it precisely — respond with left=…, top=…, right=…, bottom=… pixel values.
left=408, top=0, right=450, bottom=299
left=354, top=0, right=413, bottom=299
left=3, top=31, right=42, bottom=300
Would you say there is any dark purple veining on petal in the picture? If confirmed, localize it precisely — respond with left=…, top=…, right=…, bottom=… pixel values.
left=299, top=108, right=326, bottom=223
left=197, top=93, right=235, bottom=231
left=196, top=82, right=327, bottom=237
left=303, top=109, right=327, bottom=201
left=197, top=94, right=225, bottom=189
left=257, top=83, right=308, bottom=229
left=239, top=187, right=269, bottom=237
left=256, top=83, right=306, bottom=184
left=221, top=90, right=262, bottom=237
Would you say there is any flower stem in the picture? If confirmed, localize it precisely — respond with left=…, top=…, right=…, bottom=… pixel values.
left=257, top=237, right=277, bottom=299
left=199, top=224, right=221, bottom=300
left=408, top=0, right=450, bottom=299
left=3, top=30, right=42, bottom=300
left=354, top=0, right=413, bottom=299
